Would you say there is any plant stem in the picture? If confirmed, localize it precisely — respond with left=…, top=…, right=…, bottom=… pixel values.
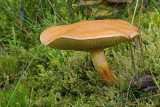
left=129, top=40, right=138, bottom=79
left=138, top=0, right=146, bottom=72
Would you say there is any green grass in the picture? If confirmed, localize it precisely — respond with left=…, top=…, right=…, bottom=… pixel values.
left=0, top=0, right=160, bottom=106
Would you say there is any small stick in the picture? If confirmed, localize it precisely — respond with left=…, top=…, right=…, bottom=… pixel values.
left=128, top=0, right=139, bottom=78
left=129, top=41, right=138, bottom=79
left=29, top=87, right=33, bottom=107
left=143, top=85, right=159, bottom=92
left=19, top=0, right=24, bottom=23
left=137, top=0, right=146, bottom=71
left=67, top=0, right=74, bottom=21
left=126, top=0, right=139, bottom=103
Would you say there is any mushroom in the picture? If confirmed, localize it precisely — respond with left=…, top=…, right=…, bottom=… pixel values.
left=40, top=20, right=139, bottom=85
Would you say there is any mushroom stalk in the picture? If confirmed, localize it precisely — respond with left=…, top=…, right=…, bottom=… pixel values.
left=89, top=49, right=115, bottom=85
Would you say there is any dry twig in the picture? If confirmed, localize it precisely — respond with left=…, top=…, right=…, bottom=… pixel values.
left=126, top=0, right=140, bottom=102
left=29, top=87, right=33, bottom=107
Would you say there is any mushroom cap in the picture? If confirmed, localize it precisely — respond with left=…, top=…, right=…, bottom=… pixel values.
left=40, top=20, right=139, bottom=51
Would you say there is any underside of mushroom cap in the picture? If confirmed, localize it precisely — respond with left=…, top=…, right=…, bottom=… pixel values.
left=40, top=20, right=139, bottom=51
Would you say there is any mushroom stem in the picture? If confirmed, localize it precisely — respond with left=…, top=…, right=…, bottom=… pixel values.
left=89, top=49, right=115, bottom=85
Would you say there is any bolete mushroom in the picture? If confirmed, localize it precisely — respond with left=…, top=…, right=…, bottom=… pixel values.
left=40, top=20, right=139, bottom=85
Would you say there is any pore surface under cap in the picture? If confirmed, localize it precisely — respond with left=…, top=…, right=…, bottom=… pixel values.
left=40, top=20, right=139, bottom=51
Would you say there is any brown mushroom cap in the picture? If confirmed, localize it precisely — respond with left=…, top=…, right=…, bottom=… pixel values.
left=40, top=20, right=139, bottom=51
